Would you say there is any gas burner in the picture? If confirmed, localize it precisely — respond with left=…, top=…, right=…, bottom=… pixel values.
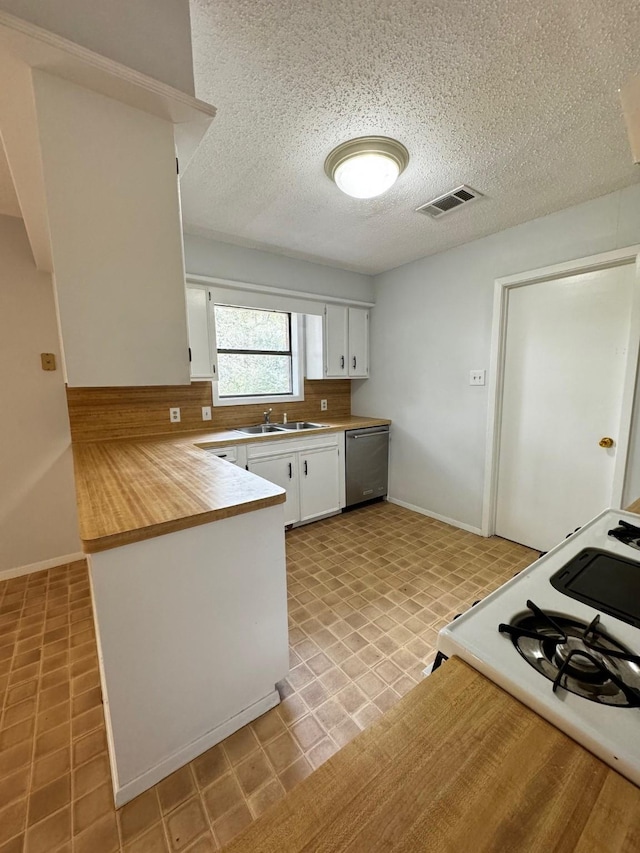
left=499, top=600, right=640, bottom=707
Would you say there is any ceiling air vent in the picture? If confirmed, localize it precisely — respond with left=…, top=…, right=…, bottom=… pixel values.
left=416, top=185, right=482, bottom=219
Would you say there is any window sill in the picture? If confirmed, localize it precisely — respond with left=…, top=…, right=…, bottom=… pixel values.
left=212, top=389, right=305, bottom=407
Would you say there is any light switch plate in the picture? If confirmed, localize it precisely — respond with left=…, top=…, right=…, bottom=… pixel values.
left=202, top=406, right=212, bottom=421
left=469, top=370, right=486, bottom=386
left=41, top=353, right=56, bottom=371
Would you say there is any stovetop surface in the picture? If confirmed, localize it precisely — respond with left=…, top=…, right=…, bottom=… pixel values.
left=438, top=508, right=640, bottom=787
left=550, top=547, right=640, bottom=628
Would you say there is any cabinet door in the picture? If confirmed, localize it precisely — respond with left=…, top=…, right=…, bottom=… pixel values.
left=248, top=454, right=299, bottom=526
left=186, top=287, right=214, bottom=378
left=299, top=446, right=341, bottom=522
left=324, top=305, right=348, bottom=378
left=348, top=308, right=369, bottom=378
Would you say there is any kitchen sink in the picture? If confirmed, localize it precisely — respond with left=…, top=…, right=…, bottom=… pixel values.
left=234, top=424, right=285, bottom=435
left=234, top=422, right=330, bottom=435
left=275, top=422, right=329, bottom=431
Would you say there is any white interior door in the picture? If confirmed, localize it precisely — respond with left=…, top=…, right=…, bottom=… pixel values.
left=495, top=263, right=635, bottom=551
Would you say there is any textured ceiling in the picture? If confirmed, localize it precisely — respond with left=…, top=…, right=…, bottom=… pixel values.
left=183, top=0, right=640, bottom=274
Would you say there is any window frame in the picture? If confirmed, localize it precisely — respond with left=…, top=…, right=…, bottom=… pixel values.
left=211, top=304, right=304, bottom=407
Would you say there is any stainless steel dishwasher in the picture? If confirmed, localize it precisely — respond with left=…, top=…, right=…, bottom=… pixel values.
left=345, top=425, right=389, bottom=507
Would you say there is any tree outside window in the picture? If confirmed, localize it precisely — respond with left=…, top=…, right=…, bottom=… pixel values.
left=214, top=305, right=293, bottom=397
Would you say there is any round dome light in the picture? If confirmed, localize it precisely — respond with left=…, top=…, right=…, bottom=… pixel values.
left=325, top=136, right=409, bottom=199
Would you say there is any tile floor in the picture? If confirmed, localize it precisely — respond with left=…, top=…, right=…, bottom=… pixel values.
left=0, top=502, right=537, bottom=852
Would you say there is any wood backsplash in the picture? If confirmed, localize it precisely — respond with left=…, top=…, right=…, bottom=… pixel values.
left=66, top=380, right=352, bottom=442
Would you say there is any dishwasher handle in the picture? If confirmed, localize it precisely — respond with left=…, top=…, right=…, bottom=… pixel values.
left=348, top=430, right=389, bottom=439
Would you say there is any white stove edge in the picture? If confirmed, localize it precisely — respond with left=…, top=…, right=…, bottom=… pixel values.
left=436, top=507, right=640, bottom=787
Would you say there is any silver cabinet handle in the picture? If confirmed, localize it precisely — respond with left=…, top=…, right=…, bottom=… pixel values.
left=349, top=431, right=388, bottom=439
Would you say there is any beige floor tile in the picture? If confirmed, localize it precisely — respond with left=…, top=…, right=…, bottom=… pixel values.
left=289, top=715, right=325, bottom=751
left=118, top=790, right=161, bottom=845
left=234, top=750, right=275, bottom=797
left=157, top=766, right=197, bottom=815
left=202, top=773, right=244, bottom=822
left=72, top=781, right=113, bottom=835
left=191, top=745, right=229, bottom=790
left=263, top=731, right=303, bottom=774
left=26, top=805, right=71, bottom=853
left=0, top=502, right=536, bottom=852
left=74, top=812, right=120, bottom=853
left=123, top=822, right=170, bottom=852
left=213, top=803, right=252, bottom=847
left=165, top=797, right=208, bottom=851
left=247, top=778, right=286, bottom=819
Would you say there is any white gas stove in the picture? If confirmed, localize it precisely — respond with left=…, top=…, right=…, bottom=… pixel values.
left=437, top=508, right=640, bottom=788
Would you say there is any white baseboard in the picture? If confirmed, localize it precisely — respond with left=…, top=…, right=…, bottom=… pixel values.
left=387, top=497, right=484, bottom=536
left=112, top=689, right=281, bottom=807
left=0, top=551, right=85, bottom=582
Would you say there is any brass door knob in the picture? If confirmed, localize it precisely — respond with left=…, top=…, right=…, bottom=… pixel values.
left=599, top=437, right=614, bottom=448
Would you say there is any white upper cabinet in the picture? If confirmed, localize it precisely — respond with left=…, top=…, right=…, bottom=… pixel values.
left=29, top=72, right=192, bottom=387
left=186, top=286, right=214, bottom=378
left=348, top=308, right=369, bottom=378
left=305, top=305, right=370, bottom=380
left=324, top=304, right=349, bottom=377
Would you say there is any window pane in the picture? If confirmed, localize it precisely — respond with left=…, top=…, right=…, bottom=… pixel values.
left=218, top=354, right=292, bottom=397
left=214, top=305, right=289, bottom=351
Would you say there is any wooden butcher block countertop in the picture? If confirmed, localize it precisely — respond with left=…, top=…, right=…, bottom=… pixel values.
left=226, top=658, right=640, bottom=853
left=73, top=416, right=390, bottom=553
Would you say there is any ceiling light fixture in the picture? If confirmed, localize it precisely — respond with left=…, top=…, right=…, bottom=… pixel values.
left=324, top=136, right=409, bottom=199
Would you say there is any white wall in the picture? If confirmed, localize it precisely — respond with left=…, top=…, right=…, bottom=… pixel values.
left=0, top=215, right=81, bottom=575
left=0, top=0, right=195, bottom=94
left=184, top=234, right=375, bottom=304
left=353, top=184, right=640, bottom=531
left=34, top=72, right=191, bottom=387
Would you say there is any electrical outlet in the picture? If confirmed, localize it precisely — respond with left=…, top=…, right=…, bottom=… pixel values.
left=469, top=370, right=486, bottom=386
left=169, top=407, right=181, bottom=423
left=320, top=399, right=328, bottom=411
left=201, top=406, right=212, bottom=421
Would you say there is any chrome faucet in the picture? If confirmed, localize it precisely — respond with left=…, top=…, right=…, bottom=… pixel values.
left=263, top=408, right=273, bottom=424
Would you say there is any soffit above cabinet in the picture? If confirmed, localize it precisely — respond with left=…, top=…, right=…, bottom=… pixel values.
left=0, top=11, right=215, bottom=165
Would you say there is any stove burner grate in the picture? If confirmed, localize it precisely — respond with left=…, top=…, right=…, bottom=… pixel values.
left=498, top=601, right=640, bottom=707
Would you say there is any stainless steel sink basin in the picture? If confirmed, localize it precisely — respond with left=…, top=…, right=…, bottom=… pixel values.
left=274, top=422, right=329, bottom=431
left=234, top=424, right=285, bottom=435
left=234, top=422, right=330, bottom=435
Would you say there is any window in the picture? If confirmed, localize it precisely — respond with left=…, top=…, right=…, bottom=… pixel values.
left=213, top=305, right=303, bottom=404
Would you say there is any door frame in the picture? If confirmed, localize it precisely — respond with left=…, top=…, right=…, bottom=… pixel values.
left=481, top=245, right=640, bottom=538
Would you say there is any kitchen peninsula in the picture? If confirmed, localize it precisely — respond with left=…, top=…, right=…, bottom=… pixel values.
left=72, top=415, right=390, bottom=808
left=73, top=435, right=289, bottom=808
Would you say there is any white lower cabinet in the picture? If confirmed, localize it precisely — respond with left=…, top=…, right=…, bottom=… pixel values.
left=248, top=454, right=300, bottom=526
left=298, top=446, right=341, bottom=522
left=247, top=434, right=344, bottom=526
